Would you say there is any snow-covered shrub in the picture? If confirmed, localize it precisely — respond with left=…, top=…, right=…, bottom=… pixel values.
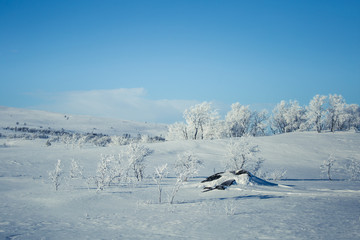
left=153, top=164, right=168, bottom=203
left=169, top=152, right=203, bottom=204
left=169, top=171, right=187, bottom=204
left=93, top=144, right=154, bottom=190
left=344, top=158, right=360, bottom=181
left=49, top=160, right=63, bottom=191
left=251, top=158, right=265, bottom=176
left=320, top=154, right=336, bottom=180
left=110, top=135, right=130, bottom=146
left=266, top=169, right=287, bottom=181
left=94, top=154, right=128, bottom=190
left=175, top=152, right=203, bottom=181
left=140, top=134, right=150, bottom=143
left=95, top=154, right=112, bottom=191
left=70, top=158, right=83, bottom=179
left=93, top=136, right=112, bottom=147
left=126, top=143, right=153, bottom=181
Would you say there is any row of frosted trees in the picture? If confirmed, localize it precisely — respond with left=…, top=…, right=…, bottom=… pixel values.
left=167, top=94, right=360, bottom=140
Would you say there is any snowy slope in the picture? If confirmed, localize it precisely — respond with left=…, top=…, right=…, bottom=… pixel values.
left=0, top=106, right=168, bottom=136
left=0, top=107, right=360, bottom=239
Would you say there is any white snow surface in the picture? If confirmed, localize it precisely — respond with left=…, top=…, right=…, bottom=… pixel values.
left=0, top=106, right=168, bottom=136
left=1, top=107, right=360, bottom=239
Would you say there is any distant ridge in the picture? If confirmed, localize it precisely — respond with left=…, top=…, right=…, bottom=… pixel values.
left=0, top=106, right=168, bottom=136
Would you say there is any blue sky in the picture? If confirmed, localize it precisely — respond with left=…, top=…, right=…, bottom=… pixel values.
left=1, top=0, right=359, bottom=123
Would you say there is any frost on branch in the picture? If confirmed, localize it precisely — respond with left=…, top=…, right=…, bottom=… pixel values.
left=344, top=158, right=360, bottom=181
left=306, top=94, right=327, bottom=133
left=94, top=154, right=128, bottom=191
left=126, top=143, right=153, bottom=181
left=153, top=164, right=168, bottom=204
left=320, top=154, right=336, bottom=180
left=183, top=102, right=219, bottom=140
left=175, top=152, right=203, bottom=181
left=49, top=159, right=63, bottom=191
left=271, top=100, right=306, bottom=134
left=70, top=158, right=83, bottom=179
left=169, top=152, right=203, bottom=204
left=225, top=103, right=252, bottom=138
left=225, top=135, right=264, bottom=174
left=95, top=154, right=112, bottom=191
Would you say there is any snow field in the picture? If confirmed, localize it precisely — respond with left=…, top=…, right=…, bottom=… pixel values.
left=1, top=131, right=360, bottom=239
left=1, top=106, right=360, bottom=239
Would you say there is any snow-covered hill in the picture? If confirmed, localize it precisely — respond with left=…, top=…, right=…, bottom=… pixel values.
left=0, top=106, right=359, bottom=239
left=0, top=106, right=168, bottom=137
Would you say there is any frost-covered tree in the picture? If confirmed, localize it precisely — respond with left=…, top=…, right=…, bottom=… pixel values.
left=94, top=154, right=129, bottom=190
left=166, top=122, right=188, bottom=141
left=49, top=159, right=63, bottom=191
left=306, top=95, right=327, bottom=133
left=271, top=100, right=305, bottom=134
left=169, top=152, right=203, bottom=204
left=326, top=94, right=347, bottom=132
left=153, top=164, right=168, bottom=203
left=346, top=158, right=360, bottom=181
left=107, top=154, right=128, bottom=185
left=169, top=171, right=187, bottom=204
left=183, top=102, right=219, bottom=140
left=175, top=152, right=203, bottom=181
left=345, top=104, right=360, bottom=131
left=249, top=110, right=269, bottom=137
left=126, top=143, right=153, bottom=181
left=225, top=103, right=252, bottom=137
left=95, top=154, right=112, bottom=191
left=70, top=158, right=83, bottom=179
left=225, top=135, right=264, bottom=173
left=271, top=100, right=288, bottom=134
left=320, top=154, right=336, bottom=180
left=203, top=119, right=227, bottom=140
left=283, top=100, right=306, bottom=132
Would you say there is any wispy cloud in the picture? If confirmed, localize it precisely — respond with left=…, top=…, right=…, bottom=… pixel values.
left=31, top=88, right=199, bottom=123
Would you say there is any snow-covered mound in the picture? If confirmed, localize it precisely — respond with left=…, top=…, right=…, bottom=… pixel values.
left=200, top=170, right=277, bottom=192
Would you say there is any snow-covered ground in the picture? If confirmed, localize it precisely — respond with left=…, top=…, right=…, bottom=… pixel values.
left=0, top=107, right=359, bottom=239
left=0, top=106, right=168, bottom=137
